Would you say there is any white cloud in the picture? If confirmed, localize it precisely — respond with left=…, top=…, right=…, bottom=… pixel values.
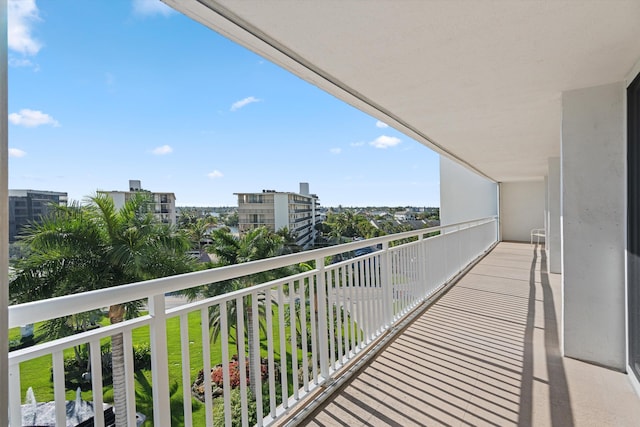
left=132, top=0, right=174, bottom=17
left=350, top=141, right=365, bottom=147
left=9, top=148, right=27, bottom=158
left=8, top=0, right=42, bottom=55
left=9, top=57, right=34, bottom=67
left=230, top=96, right=261, bottom=112
left=370, top=135, right=401, bottom=149
left=330, top=148, right=342, bottom=154
left=375, top=120, right=389, bottom=128
left=208, top=170, right=224, bottom=179
left=9, top=109, right=59, bottom=127
left=152, top=145, right=173, bottom=155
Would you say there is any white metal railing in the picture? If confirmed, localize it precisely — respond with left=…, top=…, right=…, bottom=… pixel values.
left=8, top=217, right=497, bottom=426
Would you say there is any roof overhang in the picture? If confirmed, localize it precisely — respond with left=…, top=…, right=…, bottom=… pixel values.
left=163, top=0, right=640, bottom=182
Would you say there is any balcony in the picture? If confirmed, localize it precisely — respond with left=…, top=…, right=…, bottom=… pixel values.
left=297, top=242, right=640, bottom=426
left=9, top=220, right=640, bottom=426
left=8, top=218, right=497, bottom=426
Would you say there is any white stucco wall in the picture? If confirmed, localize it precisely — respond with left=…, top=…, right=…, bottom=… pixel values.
left=561, top=82, right=626, bottom=370
left=273, top=193, right=289, bottom=231
left=499, top=181, right=545, bottom=242
left=547, top=158, right=562, bottom=274
left=110, top=193, right=126, bottom=211
left=439, top=156, right=498, bottom=225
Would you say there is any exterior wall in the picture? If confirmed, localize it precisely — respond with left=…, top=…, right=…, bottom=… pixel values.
left=237, top=189, right=321, bottom=248
left=547, top=157, right=562, bottom=274
left=273, top=193, right=289, bottom=231
left=562, top=82, right=626, bottom=370
left=110, top=192, right=126, bottom=210
left=439, top=156, right=498, bottom=225
left=100, top=190, right=176, bottom=226
left=8, top=190, right=68, bottom=242
left=499, top=181, right=545, bottom=242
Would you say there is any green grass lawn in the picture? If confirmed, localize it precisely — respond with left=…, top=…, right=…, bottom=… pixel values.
left=9, top=304, right=332, bottom=426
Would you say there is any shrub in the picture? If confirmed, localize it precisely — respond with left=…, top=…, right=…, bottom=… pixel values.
left=57, top=342, right=152, bottom=390
left=212, top=388, right=257, bottom=427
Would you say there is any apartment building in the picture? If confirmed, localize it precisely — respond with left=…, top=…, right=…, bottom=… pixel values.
left=8, top=190, right=68, bottom=242
left=98, top=180, right=176, bottom=226
left=236, top=182, right=321, bottom=249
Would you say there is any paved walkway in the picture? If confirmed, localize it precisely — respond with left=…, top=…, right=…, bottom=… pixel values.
left=301, top=242, right=640, bottom=426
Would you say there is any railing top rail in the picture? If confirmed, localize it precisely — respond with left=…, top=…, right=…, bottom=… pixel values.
left=8, top=216, right=496, bottom=328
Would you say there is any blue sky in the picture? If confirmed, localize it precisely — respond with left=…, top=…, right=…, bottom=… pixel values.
left=7, top=0, right=440, bottom=207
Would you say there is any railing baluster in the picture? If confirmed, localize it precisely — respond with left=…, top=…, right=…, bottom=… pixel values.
left=327, top=269, right=336, bottom=371
left=315, top=257, right=330, bottom=381
left=52, top=351, right=66, bottom=427
left=252, top=290, right=263, bottom=426
left=278, top=286, right=288, bottom=409
left=382, top=242, right=392, bottom=328
left=355, top=260, right=363, bottom=348
left=300, top=280, right=309, bottom=391
left=8, top=363, right=21, bottom=427
left=149, top=294, right=170, bottom=426
left=374, top=254, right=382, bottom=335
left=288, top=281, right=299, bottom=398
left=123, top=331, right=137, bottom=426
left=367, top=256, right=374, bottom=338
left=236, top=296, right=248, bottom=427
left=90, top=339, right=105, bottom=427
left=308, top=275, right=318, bottom=383
left=179, top=313, right=193, bottom=427
left=348, top=261, right=356, bottom=354
left=220, top=302, right=232, bottom=427
left=265, top=286, right=277, bottom=418
left=200, top=307, right=214, bottom=427
left=336, top=266, right=344, bottom=364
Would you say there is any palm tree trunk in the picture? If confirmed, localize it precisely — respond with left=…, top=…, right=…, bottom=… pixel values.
left=109, top=304, right=128, bottom=427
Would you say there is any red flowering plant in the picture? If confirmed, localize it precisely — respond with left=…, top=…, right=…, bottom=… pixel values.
left=194, top=354, right=273, bottom=402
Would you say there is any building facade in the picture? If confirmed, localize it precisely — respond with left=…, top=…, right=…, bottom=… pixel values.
left=98, top=180, right=177, bottom=226
left=8, top=190, right=68, bottom=243
left=236, top=182, right=321, bottom=249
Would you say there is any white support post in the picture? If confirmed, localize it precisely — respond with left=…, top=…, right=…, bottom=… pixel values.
left=315, top=257, right=330, bottom=381
left=149, top=294, right=171, bottom=426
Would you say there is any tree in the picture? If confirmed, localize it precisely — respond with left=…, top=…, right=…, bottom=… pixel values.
left=276, top=227, right=301, bottom=254
left=200, top=226, right=283, bottom=395
left=324, top=210, right=381, bottom=242
left=10, top=193, right=195, bottom=426
left=183, top=216, right=216, bottom=257
left=223, top=211, right=239, bottom=227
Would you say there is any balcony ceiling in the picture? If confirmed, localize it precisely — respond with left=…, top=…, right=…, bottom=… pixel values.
left=165, top=0, right=640, bottom=182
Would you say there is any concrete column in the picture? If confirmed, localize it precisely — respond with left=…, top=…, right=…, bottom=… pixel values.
left=561, top=82, right=626, bottom=370
left=547, top=157, right=561, bottom=274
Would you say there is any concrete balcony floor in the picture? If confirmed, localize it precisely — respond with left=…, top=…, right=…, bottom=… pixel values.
left=301, top=242, right=640, bottom=426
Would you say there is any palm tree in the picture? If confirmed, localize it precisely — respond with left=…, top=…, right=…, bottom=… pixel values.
left=11, top=193, right=194, bottom=426
left=201, top=226, right=283, bottom=395
left=183, top=216, right=216, bottom=257
left=276, top=227, right=301, bottom=254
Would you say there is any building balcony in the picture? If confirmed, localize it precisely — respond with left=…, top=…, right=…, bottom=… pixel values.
left=8, top=219, right=639, bottom=426
left=297, top=242, right=640, bottom=426
left=8, top=218, right=500, bottom=426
